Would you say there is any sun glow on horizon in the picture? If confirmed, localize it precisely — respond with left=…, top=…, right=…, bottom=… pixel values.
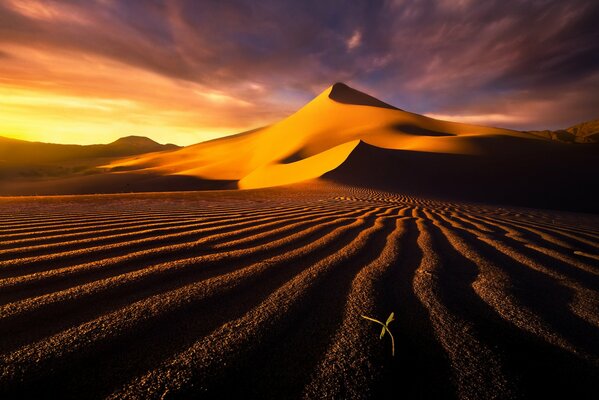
left=0, top=84, right=241, bottom=145
left=0, top=44, right=280, bottom=146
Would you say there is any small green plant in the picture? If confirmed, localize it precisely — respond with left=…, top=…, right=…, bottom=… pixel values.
left=361, top=312, right=395, bottom=356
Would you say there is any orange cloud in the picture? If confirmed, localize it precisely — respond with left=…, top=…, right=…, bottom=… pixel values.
left=0, top=44, right=286, bottom=145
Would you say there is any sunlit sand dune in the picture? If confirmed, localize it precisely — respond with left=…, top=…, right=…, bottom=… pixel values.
left=101, top=83, right=597, bottom=212
left=109, top=83, right=537, bottom=187
left=2, top=83, right=595, bottom=211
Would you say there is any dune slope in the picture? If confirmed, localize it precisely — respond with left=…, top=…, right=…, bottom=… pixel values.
left=102, top=83, right=597, bottom=212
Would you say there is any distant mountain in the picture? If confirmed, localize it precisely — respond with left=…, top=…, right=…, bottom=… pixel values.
left=0, top=135, right=180, bottom=183
left=0, top=135, right=179, bottom=164
left=527, top=119, right=599, bottom=143
left=107, top=136, right=179, bottom=154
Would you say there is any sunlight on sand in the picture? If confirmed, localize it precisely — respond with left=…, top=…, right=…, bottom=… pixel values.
left=106, top=83, right=541, bottom=189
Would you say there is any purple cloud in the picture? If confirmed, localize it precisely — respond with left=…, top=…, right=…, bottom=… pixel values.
left=0, top=0, right=597, bottom=135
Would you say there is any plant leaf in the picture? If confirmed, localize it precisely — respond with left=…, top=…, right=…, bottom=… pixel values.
left=386, top=312, right=395, bottom=325
left=379, top=326, right=386, bottom=339
left=361, top=315, right=384, bottom=326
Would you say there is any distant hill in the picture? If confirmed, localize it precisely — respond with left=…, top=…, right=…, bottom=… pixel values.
left=0, top=135, right=179, bottom=182
left=527, top=119, right=599, bottom=143
left=0, top=135, right=179, bottom=164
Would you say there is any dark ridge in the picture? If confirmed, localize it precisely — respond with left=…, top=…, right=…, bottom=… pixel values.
left=328, top=83, right=400, bottom=110
left=527, top=119, right=599, bottom=144
left=109, top=136, right=161, bottom=146
left=0, top=135, right=179, bottom=164
left=0, top=173, right=236, bottom=196
left=279, top=149, right=304, bottom=164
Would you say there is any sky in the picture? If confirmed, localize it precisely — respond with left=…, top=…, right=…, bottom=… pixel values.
left=0, top=0, right=598, bottom=146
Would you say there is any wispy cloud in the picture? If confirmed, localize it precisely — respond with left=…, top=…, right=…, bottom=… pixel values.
left=0, top=0, right=597, bottom=144
left=346, top=30, right=362, bottom=51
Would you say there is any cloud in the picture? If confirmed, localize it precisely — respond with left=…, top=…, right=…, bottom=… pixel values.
left=424, top=113, right=527, bottom=127
left=0, top=0, right=597, bottom=144
left=346, top=30, right=362, bottom=51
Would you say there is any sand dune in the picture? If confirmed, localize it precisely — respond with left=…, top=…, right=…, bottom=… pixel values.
left=2, top=83, right=596, bottom=214
left=106, top=83, right=539, bottom=185
left=325, top=140, right=599, bottom=213
left=96, top=83, right=594, bottom=213
left=0, top=184, right=597, bottom=399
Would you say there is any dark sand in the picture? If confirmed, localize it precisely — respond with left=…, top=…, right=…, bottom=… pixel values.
left=0, top=182, right=597, bottom=399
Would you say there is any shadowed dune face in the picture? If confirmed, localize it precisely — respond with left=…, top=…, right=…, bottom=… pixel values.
left=0, top=184, right=597, bottom=399
left=324, top=140, right=599, bottom=213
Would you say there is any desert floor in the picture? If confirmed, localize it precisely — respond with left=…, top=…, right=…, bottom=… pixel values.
left=0, top=183, right=598, bottom=399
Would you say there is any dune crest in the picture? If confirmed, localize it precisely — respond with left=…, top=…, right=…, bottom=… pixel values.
left=327, top=82, right=400, bottom=110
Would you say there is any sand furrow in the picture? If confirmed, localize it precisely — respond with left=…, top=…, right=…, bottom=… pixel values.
left=0, top=216, right=204, bottom=248
left=204, top=214, right=402, bottom=398
left=0, top=204, right=297, bottom=237
left=0, top=209, right=385, bottom=344
left=469, top=213, right=599, bottom=263
left=488, top=215, right=599, bottom=245
left=0, top=185, right=597, bottom=399
left=440, top=212, right=599, bottom=346
left=106, top=216, right=394, bottom=399
left=0, top=205, right=374, bottom=304
left=0, top=216, right=225, bottom=249
left=301, top=217, right=408, bottom=399
left=0, top=212, right=388, bottom=395
left=0, top=204, right=335, bottom=261
left=454, top=212, right=599, bottom=281
left=428, top=210, right=584, bottom=355
left=0, top=205, right=344, bottom=275
left=0, top=211, right=216, bottom=235
left=412, top=216, right=514, bottom=400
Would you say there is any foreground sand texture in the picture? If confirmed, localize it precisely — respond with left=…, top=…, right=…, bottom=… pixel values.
left=1, top=183, right=598, bottom=399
